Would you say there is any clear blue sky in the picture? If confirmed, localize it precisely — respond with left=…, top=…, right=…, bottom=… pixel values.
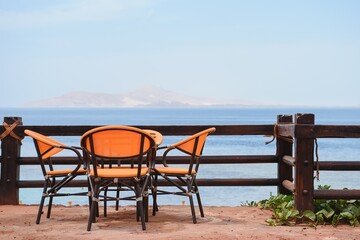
left=0, top=0, right=359, bottom=107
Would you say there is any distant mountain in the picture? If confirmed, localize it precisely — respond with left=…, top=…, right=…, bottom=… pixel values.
left=24, top=87, right=251, bottom=108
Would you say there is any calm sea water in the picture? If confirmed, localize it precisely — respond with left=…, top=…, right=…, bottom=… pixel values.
left=1, top=107, right=360, bottom=206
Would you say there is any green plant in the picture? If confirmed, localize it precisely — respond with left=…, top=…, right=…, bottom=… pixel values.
left=240, top=200, right=257, bottom=206
left=257, top=186, right=360, bottom=227
left=257, top=193, right=299, bottom=226
left=310, top=198, right=360, bottom=226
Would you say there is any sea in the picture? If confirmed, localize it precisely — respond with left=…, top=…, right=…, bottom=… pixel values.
left=1, top=107, right=360, bottom=206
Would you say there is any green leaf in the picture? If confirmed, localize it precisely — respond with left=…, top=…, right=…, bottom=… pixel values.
left=340, top=211, right=353, bottom=219
left=324, top=208, right=335, bottom=219
left=316, top=209, right=328, bottom=217
left=290, top=210, right=299, bottom=218
left=266, top=218, right=276, bottom=226
left=349, top=218, right=359, bottom=226
left=317, top=185, right=331, bottom=190
left=283, top=209, right=292, bottom=219
left=303, top=210, right=316, bottom=222
left=331, top=214, right=340, bottom=226
left=316, top=213, right=324, bottom=224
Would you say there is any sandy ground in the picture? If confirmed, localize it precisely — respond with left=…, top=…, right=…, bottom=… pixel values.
left=0, top=205, right=359, bottom=240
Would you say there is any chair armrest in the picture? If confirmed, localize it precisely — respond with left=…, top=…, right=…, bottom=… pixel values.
left=160, top=146, right=176, bottom=167
left=156, top=145, right=168, bottom=150
left=58, top=145, right=85, bottom=172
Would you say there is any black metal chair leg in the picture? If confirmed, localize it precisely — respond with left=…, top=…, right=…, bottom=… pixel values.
left=87, top=180, right=92, bottom=213
left=151, top=188, right=157, bottom=216
left=47, top=196, right=53, bottom=218
left=187, top=182, right=197, bottom=224
left=115, top=185, right=120, bottom=211
left=194, top=182, right=204, bottom=217
left=87, top=184, right=100, bottom=231
left=36, top=182, right=49, bottom=224
left=136, top=198, right=140, bottom=222
left=152, top=174, right=158, bottom=216
left=103, top=187, right=108, bottom=217
left=36, top=195, right=46, bottom=224
left=143, top=193, right=148, bottom=222
left=134, top=183, right=146, bottom=230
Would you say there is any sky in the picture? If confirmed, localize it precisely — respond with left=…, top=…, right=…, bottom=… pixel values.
left=0, top=0, right=359, bottom=107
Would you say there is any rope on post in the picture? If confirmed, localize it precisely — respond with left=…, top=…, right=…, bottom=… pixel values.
left=0, top=119, right=23, bottom=144
left=265, top=124, right=294, bottom=145
left=314, top=138, right=320, bottom=181
left=265, top=124, right=321, bottom=181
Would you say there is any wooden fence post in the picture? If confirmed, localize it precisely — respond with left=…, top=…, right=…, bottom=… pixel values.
left=0, top=117, right=23, bottom=205
left=276, top=115, right=293, bottom=195
left=294, top=113, right=314, bottom=213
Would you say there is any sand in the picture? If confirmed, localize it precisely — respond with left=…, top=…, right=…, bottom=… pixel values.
left=0, top=205, right=359, bottom=240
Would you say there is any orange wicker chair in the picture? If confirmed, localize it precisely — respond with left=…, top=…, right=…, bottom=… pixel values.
left=80, top=126, right=156, bottom=231
left=151, top=127, right=216, bottom=223
left=24, top=130, right=90, bottom=224
left=98, top=129, right=163, bottom=219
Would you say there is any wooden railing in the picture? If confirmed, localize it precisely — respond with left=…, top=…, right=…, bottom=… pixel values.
left=277, top=113, right=360, bottom=213
left=1, top=114, right=360, bottom=214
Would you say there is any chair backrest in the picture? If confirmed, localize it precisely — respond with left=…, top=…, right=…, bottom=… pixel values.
left=172, top=127, right=216, bottom=157
left=25, top=129, right=65, bottom=160
left=80, top=125, right=156, bottom=165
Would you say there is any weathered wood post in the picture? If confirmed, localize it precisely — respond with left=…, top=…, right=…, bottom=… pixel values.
left=276, top=115, right=294, bottom=195
left=0, top=117, right=23, bottom=205
left=294, top=113, right=314, bottom=213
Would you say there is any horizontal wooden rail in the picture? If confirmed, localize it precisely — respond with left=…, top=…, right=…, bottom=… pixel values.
left=277, top=124, right=360, bottom=139
left=18, top=157, right=360, bottom=170
left=17, top=155, right=277, bottom=165
left=7, top=124, right=275, bottom=137
left=314, top=190, right=360, bottom=199
left=17, top=178, right=279, bottom=188
left=317, top=161, right=360, bottom=171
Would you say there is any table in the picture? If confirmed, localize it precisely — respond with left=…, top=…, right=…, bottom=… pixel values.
left=143, top=129, right=163, bottom=146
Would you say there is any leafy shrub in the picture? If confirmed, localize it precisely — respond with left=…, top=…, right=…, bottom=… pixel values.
left=257, top=185, right=360, bottom=227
